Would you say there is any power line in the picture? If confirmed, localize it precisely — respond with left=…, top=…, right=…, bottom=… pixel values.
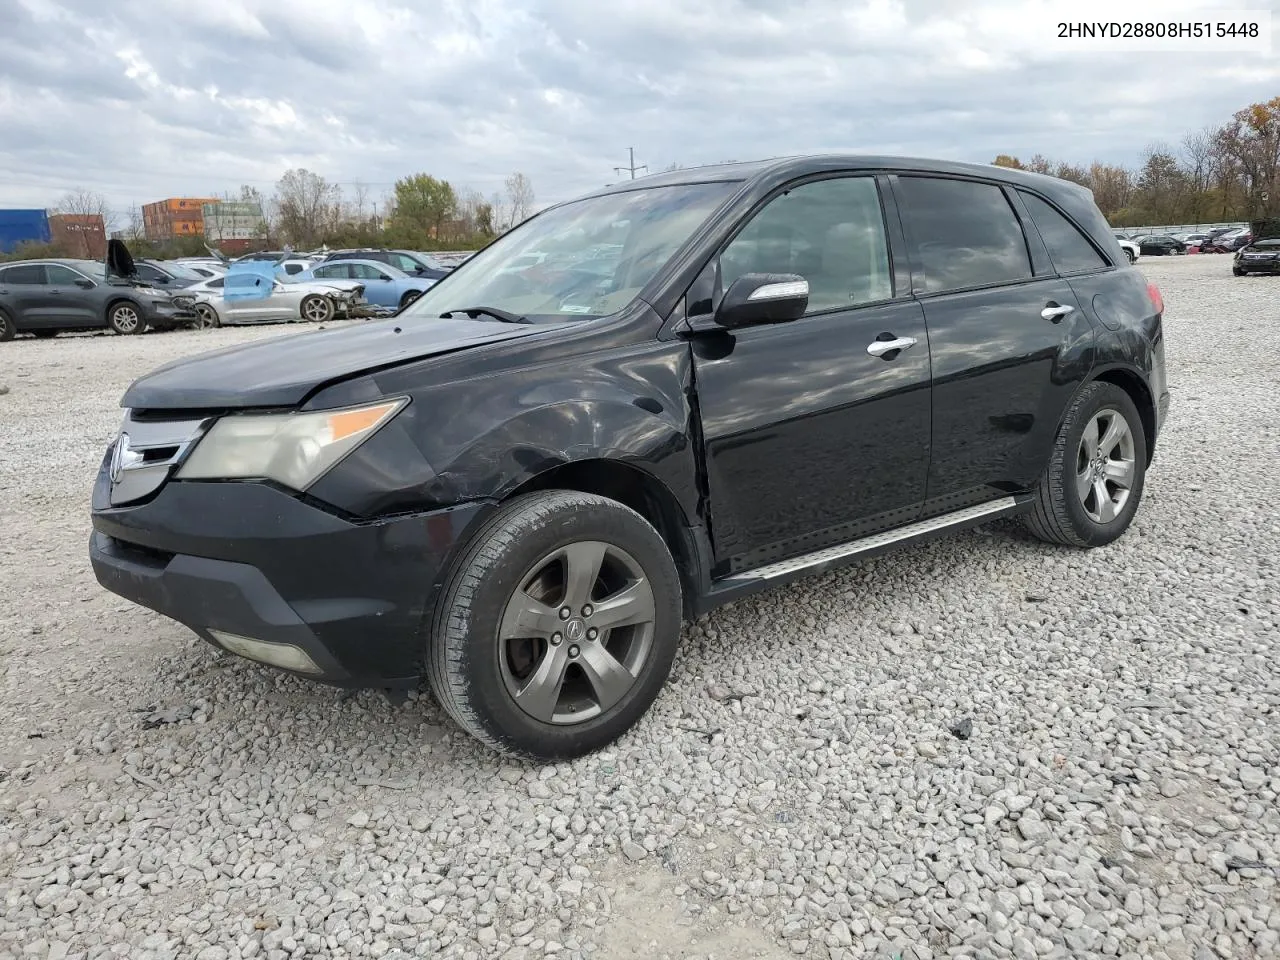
left=613, top=147, right=647, bottom=181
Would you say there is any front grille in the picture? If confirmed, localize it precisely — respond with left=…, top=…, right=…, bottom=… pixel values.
left=108, top=411, right=212, bottom=506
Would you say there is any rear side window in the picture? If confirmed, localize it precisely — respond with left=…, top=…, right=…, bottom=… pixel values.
left=283, top=263, right=304, bottom=275
left=313, top=264, right=347, bottom=279
left=895, top=177, right=1032, bottom=292
left=1021, top=193, right=1109, bottom=274
left=0, top=264, right=46, bottom=284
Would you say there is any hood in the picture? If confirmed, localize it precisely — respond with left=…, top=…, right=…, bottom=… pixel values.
left=105, top=238, right=137, bottom=279
left=120, top=316, right=550, bottom=410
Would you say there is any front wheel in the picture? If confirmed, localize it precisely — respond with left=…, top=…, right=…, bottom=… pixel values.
left=300, top=295, right=334, bottom=323
left=0, top=309, right=16, bottom=342
left=108, top=302, right=143, bottom=335
left=1232, top=267, right=1246, bottom=276
left=399, top=290, right=422, bottom=310
left=426, top=491, right=682, bottom=760
left=1124, top=249, right=1136, bottom=264
left=1024, top=381, right=1147, bottom=548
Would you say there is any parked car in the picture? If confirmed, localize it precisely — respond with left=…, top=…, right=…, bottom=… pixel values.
left=1177, top=233, right=1211, bottom=249
left=1114, top=237, right=1140, bottom=263
left=1233, top=238, right=1280, bottom=275
left=320, top=248, right=450, bottom=280
left=132, top=259, right=206, bottom=288
left=1217, top=230, right=1254, bottom=253
left=184, top=263, right=364, bottom=328
left=1134, top=235, right=1185, bottom=256
left=89, top=155, right=1168, bottom=760
left=298, top=259, right=436, bottom=310
left=174, top=261, right=227, bottom=279
left=0, top=249, right=197, bottom=340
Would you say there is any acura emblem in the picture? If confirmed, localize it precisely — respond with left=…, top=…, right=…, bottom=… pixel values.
left=564, top=619, right=586, bottom=642
left=109, top=433, right=143, bottom=483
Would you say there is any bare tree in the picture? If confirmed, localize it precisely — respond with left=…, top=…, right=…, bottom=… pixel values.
left=505, top=172, right=535, bottom=226
left=123, top=204, right=146, bottom=243
left=489, top=190, right=511, bottom=234
left=275, top=169, right=342, bottom=247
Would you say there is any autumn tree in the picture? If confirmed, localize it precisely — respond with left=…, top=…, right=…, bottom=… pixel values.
left=1215, top=97, right=1280, bottom=217
left=991, top=155, right=1025, bottom=169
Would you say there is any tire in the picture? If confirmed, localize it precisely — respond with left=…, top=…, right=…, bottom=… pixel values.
left=194, top=303, right=221, bottom=329
left=399, top=290, right=422, bottom=310
left=108, top=301, right=144, bottom=335
left=1233, top=268, right=1246, bottom=277
left=1024, top=381, right=1148, bottom=548
left=300, top=295, right=334, bottom=323
left=1124, top=249, right=1135, bottom=264
left=427, top=490, right=682, bottom=760
left=0, top=309, right=15, bottom=342
left=31, top=329, right=58, bottom=339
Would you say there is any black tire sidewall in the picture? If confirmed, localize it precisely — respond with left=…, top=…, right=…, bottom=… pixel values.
left=0, top=309, right=16, bottom=341
left=1054, top=384, right=1148, bottom=547
left=435, top=494, right=682, bottom=759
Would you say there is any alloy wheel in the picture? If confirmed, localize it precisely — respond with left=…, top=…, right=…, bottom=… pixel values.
left=1075, top=407, right=1136, bottom=523
left=497, top=540, right=656, bottom=725
left=302, top=297, right=332, bottom=322
left=112, top=306, right=140, bottom=333
left=194, top=304, right=219, bottom=329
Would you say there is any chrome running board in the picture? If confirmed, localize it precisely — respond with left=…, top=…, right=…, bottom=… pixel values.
left=723, top=497, right=1021, bottom=584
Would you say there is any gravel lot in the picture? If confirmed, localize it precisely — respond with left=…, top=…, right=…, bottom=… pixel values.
left=1, top=255, right=1278, bottom=960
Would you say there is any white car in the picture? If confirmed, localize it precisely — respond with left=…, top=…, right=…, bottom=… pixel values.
left=185, top=273, right=364, bottom=328
left=1115, top=237, right=1140, bottom=264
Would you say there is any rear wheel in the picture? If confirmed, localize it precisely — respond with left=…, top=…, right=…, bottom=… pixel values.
left=300, top=295, right=334, bottom=323
left=1025, top=381, right=1147, bottom=548
left=0, top=309, right=15, bottom=342
left=108, top=302, right=143, bottom=335
left=427, top=490, right=682, bottom=760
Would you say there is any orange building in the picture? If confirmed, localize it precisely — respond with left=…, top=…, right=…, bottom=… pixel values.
left=48, top=213, right=107, bottom=258
left=142, top=197, right=218, bottom=241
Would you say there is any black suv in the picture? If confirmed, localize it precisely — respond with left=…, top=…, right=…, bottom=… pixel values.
left=89, top=156, right=1170, bottom=760
left=321, top=248, right=450, bottom=280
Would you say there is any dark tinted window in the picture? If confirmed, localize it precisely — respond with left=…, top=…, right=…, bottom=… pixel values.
left=1020, top=193, right=1108, bottom=273
left=720, top=176, right=892, bottom=312
left=208, top=277, right=224, bottom=289
left=313, top=264, right=348, bottom=279
left=283, top=263, right=304, bottom=275
left=896, top=177, right=1032, bottom=292
left=0, top=264, right=46, bottom=284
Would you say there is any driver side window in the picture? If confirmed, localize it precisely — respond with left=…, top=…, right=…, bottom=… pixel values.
left=720, top=177, right=892, bottom=314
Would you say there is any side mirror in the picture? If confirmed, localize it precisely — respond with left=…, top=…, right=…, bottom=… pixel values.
left=714, top=273, right=809, bottom=329
left=75, top=278, right=95, bottom=289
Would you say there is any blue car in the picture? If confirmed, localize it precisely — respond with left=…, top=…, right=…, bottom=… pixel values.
left=298, top=259, right=436, bottom=310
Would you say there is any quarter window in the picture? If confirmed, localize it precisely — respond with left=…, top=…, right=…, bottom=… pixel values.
left=0, top=264, right=46, bottom=284
left=1021, top=193, right=1107, bottom=273
left=720, top=177, right=892, bottom=313
left=896, top=177, right=1032, bottom=292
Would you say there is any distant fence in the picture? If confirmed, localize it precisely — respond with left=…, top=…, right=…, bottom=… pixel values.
left=1114, top=221, right=1248, bottom=235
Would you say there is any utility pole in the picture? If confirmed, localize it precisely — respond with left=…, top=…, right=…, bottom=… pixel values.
left=614, top=147, right=648, bottom=181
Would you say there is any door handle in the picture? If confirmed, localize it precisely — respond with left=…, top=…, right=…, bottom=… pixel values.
left=866, top=336, right=918, bottom=358
left=1041, top=303, right=1074, bottom=322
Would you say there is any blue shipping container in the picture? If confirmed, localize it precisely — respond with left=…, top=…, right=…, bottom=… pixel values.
left=0, top=208, right=51, bottom=253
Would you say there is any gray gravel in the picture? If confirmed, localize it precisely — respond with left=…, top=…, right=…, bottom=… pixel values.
left=2, top=256, right=1278, bottom=960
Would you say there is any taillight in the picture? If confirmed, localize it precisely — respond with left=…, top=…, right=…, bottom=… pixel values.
left=1146, top=281, right=1164, bottom=315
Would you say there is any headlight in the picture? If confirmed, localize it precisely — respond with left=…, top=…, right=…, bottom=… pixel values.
left=176, top=398, right=408, bottom=490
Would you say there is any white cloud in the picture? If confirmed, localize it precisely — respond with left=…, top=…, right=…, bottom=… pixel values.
left=0, top=0, right=1276, bottom=213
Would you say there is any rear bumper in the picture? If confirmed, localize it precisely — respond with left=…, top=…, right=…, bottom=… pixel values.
left=89, top=467, right=494, bottom=685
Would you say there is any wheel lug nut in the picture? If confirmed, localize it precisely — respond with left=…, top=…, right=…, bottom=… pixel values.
left=568, top=644, right=580, bottom=658
left=582, top=604, right=594, bottom=617
left=559, top=607, right=571, bottom=620
left=587, top=628, right=598, bottom=641
left=551, top=633, right=562, bottom=645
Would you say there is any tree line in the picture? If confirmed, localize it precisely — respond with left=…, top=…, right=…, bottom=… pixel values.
left=2, top=169, right=538, bottom=262
left=992, top=96, right=1280, bottom=227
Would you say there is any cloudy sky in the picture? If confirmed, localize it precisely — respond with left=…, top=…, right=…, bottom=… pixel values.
left=0, top=0, right=1276, bottom=218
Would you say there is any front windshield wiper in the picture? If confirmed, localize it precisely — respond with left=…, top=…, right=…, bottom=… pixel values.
left=440, top=306, right=531, bottom=324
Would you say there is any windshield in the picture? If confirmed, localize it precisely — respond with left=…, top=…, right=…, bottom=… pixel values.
left=397, top=181, right=737, bottom=323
